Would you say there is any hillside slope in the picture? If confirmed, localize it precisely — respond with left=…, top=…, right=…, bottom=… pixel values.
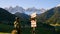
left=37, top=7, right=60, bottom=24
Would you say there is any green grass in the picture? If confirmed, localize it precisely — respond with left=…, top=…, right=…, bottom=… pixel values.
left=0, top=24, right=56, bottom=34
left=21, top=27, right=55, bottom=34
left=0, top=24, right=13, bottom=33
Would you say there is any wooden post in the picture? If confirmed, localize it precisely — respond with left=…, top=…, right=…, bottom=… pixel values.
left=32, top=27, right=35, bottom=34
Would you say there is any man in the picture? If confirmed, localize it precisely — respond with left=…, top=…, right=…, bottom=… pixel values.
left=14, top=17, right=21, bottom=34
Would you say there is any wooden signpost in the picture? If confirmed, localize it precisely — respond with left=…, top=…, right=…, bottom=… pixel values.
left=30, top=12, right=37, bottom=34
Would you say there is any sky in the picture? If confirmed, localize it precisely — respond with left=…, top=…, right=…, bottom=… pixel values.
left=0, top=0, right=60, bottom=9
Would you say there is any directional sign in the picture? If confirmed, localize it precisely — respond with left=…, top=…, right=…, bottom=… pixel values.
left=30, top=12, right=37, bottom=27
left=31, top=20, right=36, bottom=27
left=31, top=12, right=36, bottom=18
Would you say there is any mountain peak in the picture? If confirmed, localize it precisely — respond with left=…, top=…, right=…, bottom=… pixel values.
left=4, top=6, right=46, bottom=14
left=56, top=4, right=60, bottom=7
